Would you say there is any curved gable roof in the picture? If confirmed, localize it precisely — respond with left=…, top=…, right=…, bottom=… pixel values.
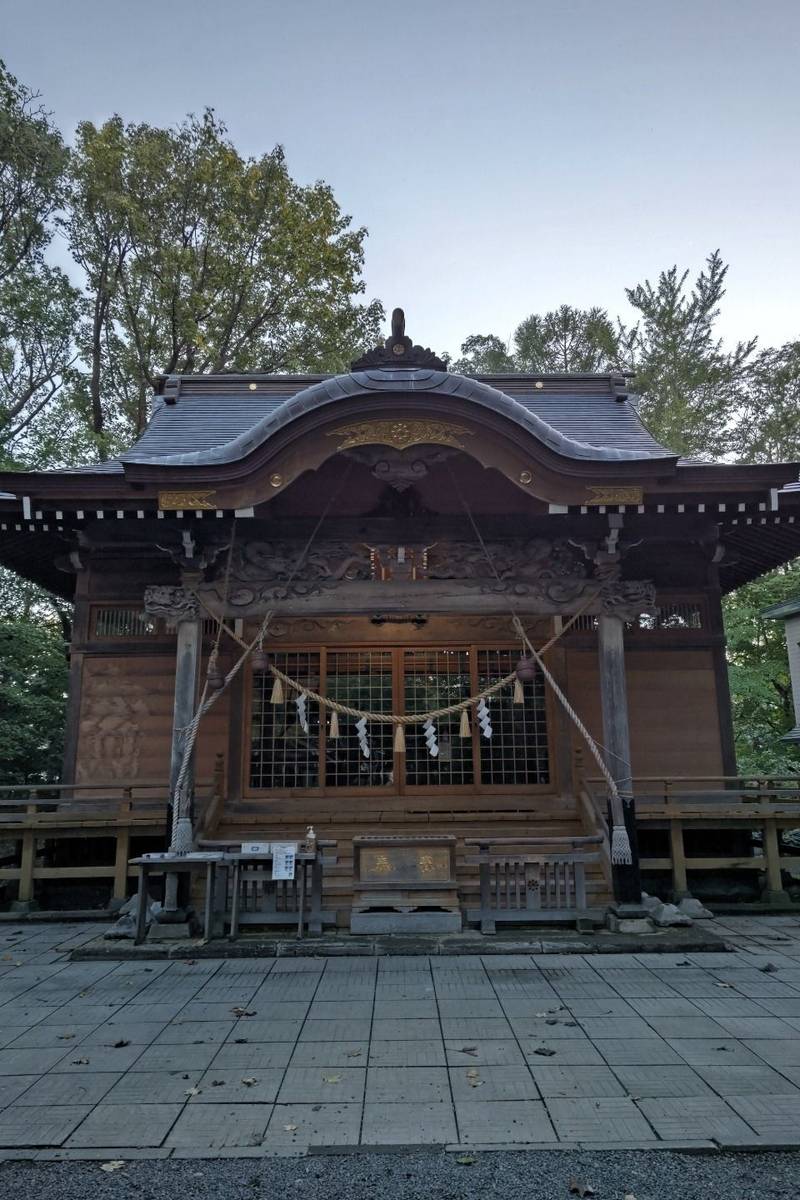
left=118, top=367, right=676, bottom=469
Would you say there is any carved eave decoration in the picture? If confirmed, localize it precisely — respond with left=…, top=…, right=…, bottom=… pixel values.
left=351, top=307, right=447, bottom=372
left=196, top=535, right=655, bottom=620
left=328, top=420, right=473, bottom=453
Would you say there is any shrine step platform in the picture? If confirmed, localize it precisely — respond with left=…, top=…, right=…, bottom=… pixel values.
left=70, top=923, right=729, bottom=961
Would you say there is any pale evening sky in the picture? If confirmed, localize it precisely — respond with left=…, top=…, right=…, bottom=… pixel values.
left=2, top=0, right=798, bottom=358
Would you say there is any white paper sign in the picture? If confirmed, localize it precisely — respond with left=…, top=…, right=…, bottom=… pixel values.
left=271, top=842, right=297, bottom=880
left=241, top=842, right=271, bottom=854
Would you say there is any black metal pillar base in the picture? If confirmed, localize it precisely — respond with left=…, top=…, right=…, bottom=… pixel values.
left=609, top=799, right=643, bottom=906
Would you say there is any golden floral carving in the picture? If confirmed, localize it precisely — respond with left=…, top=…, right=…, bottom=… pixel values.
left=158, top=490, right=216, bottom=511
left=328, top=419, right=473, bottom=452
left=585, top=485, right=643, bottom=505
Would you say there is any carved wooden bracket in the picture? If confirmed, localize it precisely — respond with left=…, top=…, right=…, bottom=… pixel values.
left=144, top=585, right=200, bottom=628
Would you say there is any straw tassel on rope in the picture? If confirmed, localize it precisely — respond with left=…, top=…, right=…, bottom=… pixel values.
left=459, top=708, right=472, bottom=738
left=513, top=677, right=524, bottom=704
left=270, top=675, right=284, bottom=705
left=393, top=723, right=406, bottom=753
left=329, top=710, right=339, bottom=739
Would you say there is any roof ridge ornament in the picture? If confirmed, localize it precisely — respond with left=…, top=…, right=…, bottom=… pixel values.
left=351, top=307, right=448, bottom=372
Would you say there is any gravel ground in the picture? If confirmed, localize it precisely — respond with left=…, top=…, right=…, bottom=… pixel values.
left=2, top=1150, right=800, bottom=1200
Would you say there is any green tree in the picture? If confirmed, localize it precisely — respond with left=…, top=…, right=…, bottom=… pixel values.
left=620, top=251, right=756, bottom=459
left=0, top=615, right=69, bottom=784
left=0, top=61, right=80, bottom=467
left=67, top=111, right=382, bottom=457
left=732, top=341, right=800, bottom=463
left=723, top=565, right=800, bottom=775
left=451, top=333, right=515, bottom=374
left=514, top=305, right=619, bottom=373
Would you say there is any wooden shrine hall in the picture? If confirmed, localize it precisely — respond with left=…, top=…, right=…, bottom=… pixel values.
left=3, top=309, right=800, bottom=934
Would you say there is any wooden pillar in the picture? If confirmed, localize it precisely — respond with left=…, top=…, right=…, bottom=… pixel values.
left=597, top=612, right=642, bottom=905
left=169, top=613, right=202, bottom=805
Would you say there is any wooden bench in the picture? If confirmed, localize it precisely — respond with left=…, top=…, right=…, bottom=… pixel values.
left=464, top=836, right=605, bottom=933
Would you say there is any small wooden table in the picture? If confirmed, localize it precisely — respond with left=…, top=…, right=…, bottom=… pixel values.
left=130, top=855, right=224, bottom=945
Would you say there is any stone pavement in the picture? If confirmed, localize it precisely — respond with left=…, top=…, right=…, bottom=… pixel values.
left=1, top=914, right=800, bottom=1158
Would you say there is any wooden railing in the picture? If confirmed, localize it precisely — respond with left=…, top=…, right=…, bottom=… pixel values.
left=0, top=756, right=225, bottom=908
left=581, top=773, right=800, bottom=903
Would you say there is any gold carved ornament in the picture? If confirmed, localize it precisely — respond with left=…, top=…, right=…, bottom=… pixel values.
left=584, top=485, right=643, bottom=506
left=158, top=490, right=217, bottom=511
left=327, top=419, right=473, bottom=452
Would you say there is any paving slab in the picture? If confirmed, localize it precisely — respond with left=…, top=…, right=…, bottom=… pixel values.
left=13, top=1072, right=121, bottom=1105
left=166, top=1103, right=272, bottom=1148
left=744, top=1038, right=800, bottom=1067
left=544, top=1096, right=657, bottom=1141
left=0, top=1076, right=41, bottom=1108
left=444, top=1039, right=525, bottom=1066
left=264, top=1103, right=362, bottom=1147
left=191, top=1068, right=283, bottom=1103
left=725, top=1093, right=800, bottom=1137
left=522, top=1040, right=606, bottom=1066
left=636, top=1095, right=757, bottom=1141
left=593, top=1039, right=685, bottom=1065
left=79, top=1020, right=166, bottom=1045
left=0, top=1047, right=69, bottom=1075
left=367, top=1066, right=450, bottom=1103
left=666, top=1038, right=762, bottom=1066
left=153, top=1020, right=235, bottom=1045
left=308, top=1001, right=373, bottom=1020
left=65, top=1103, right=182, bottom=1147
left=361, top=1101, right=457, bottom=1145
left=576, top=1016, right=660, bottom=1039
left=527, top=1064, right=626, bottom=1098
left=692, top=1062, right=800, bottom=1094
left=0, top=1104, right=92, bottom=1147
left=210, top=1042, right=294, bottom=1070
left=448, top=1064, right=540, bottom=1101
left=130, top=1044, right=217, bottom=1072
left=276, top=1067, right=366, bottom=1104
left=371, top=1022, right=443, bottom=1041
left=455, top=1099, right=556, bottom=1144
left=101, top=1069, right=204, bottom=1103
left=289, top=1040, right=368, bottom=1067
left=6, top=1024, right=98, bottom=1049
left=299, top=1019, right=372, bottom=1042
left=610, top=1064, right=714, bottom=1097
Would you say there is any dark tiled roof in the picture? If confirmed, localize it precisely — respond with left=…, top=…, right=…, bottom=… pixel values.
left=110, top=368, right=675, bottom=469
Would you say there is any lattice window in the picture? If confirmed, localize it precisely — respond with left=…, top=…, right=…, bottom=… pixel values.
left=325, top=650, right=394, bottom=788
left=94, top=607, right=158, bottom=638
left=249, top=651, right=320, bottom=789
left=636, top=603, right=704, bottom=631
left=477, top=649, right=550, bottom=785
left=403, top=649, right=474, bottom=786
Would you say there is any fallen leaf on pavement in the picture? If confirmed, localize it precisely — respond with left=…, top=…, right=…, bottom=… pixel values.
left=715, top=982, right=733, bottom=989
left=283, top=1124, right=298, bottom=1132
left=57, top=1034, right=76, bottom=1040
left=71, top=1057, right=90, bottom=1065
left=184, top=1087, right=201, bottom=1097
left=113, top=1039, right=130, bottom=1048
left=568, top=1180, right=595, bottom=1197
left=624, top=1194, right=637, bottom=1200
left=455, top=1155, right=475, bottom=1165
left=759, top=963, right=778, bottom=973
left=241, top=1077, right=257, bottom=1086
left=459, top=1046, right=478, bottom=1056
left=533, top=1046, right=556, bottom=1056
left=231, top=1007, right=256, bottom=1017
left=211, top=1080, right=226, bottom=1087
left=322, top=1074, right=341, bottom=1084
left=346, top=1049, right=362, bottom=1058
left=99, top=1161, right=125, bottom=1173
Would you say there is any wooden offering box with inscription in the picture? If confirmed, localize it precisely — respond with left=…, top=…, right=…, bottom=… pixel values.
left=351, top=835, right=461, bottom=933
